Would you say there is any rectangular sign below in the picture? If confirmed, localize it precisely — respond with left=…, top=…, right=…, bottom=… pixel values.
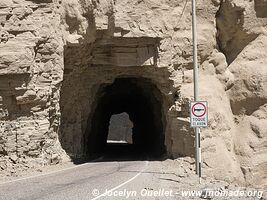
left=190, top=101, right=208, bottom=127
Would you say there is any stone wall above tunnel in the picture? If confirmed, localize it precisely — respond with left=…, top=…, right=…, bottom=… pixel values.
left=91, top=37, right=159, bottom=67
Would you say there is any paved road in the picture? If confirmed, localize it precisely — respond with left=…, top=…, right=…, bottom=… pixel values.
left=1, top=157, right=264, bottom=200
left=0, top=159, right=156, bottom=200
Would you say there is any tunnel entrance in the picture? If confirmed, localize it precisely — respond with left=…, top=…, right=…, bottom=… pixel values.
left=61, top=37, right=193, bottom=162
left=86, top=77, right=166, bottom=159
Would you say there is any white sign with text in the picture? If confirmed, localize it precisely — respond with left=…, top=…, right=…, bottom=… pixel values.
left=190, top=101, right=208, bottom=127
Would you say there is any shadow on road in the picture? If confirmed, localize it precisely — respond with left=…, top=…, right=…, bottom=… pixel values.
left=73, top=142, right=167, bottom=164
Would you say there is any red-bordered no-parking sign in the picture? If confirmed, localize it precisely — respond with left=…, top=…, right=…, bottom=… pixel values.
left=190, top=101, right=208, bottom=127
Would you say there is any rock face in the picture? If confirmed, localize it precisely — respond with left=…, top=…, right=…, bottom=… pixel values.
left=108, top=112, right=133, bottom=143
left=0, top=0, right=266, bottom=187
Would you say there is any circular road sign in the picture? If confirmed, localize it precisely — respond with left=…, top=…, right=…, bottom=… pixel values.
left=192, top=102, right=206, bottom=117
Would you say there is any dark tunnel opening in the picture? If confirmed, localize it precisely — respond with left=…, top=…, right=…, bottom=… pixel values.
left=85, top=77, right=166, bottom=160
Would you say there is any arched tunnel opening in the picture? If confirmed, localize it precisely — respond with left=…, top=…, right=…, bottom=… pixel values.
left=86, top=77, right=166, bottom=160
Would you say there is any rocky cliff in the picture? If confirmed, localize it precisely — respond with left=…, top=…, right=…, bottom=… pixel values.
left=0, top=0, right=266, bottom=187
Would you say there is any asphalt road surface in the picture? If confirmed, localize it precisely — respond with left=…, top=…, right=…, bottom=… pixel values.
left=0, top=144, right=182, bottom=200
left=0, top=157, right=176, bottom=200
left=1, top=156, right=265, bottom=200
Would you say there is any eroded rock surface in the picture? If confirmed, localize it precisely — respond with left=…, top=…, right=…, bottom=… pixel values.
left=108, top=112, right=133, bottom=143
left=0, top=0, right=266, bottom=187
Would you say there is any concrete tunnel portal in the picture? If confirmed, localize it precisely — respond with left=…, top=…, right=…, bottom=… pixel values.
left=59, top=37, right=181, bottom=161
left=86, top=77, right=166, bottom=159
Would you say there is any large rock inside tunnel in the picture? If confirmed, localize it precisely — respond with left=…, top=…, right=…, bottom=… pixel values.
left=107, top=112, right=133, bottom=144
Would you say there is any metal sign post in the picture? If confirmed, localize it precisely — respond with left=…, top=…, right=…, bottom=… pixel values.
left=190, top=101, right=208, bottom=184
left=191, top=0, right=201, bottom=183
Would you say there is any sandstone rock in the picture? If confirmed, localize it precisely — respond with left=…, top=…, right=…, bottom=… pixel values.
left=216, top=0, right=263, bottom=64
left=51, top=153, right=60, bottom=164
left=108, top=112, right=133, bottom=143
left=234, top=113, right=267, bottom=186
left=9, top=154, right=18, bottom=164
left=0, top=0, right=266, bottom=188
left=183, top=70, right=193, bottom=83
left=228, top=35, right=267, bottom=115
left=255, top=0, right=267, bottom=18
left=209, top=50, right=228, bottom=75
left=0, top=0, right=13, bottom=8
left=16, top=90, right=37, bottom=105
